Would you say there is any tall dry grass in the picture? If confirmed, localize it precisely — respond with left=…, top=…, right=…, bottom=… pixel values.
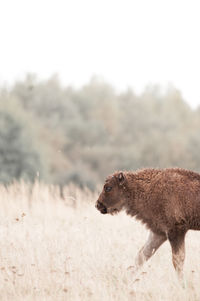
left=0, top=181, right=200, bottom=301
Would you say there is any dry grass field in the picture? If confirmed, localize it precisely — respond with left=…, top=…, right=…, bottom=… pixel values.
left=0, top=181, right=200, bottom=301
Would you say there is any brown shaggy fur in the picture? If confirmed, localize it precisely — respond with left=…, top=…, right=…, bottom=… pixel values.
left=96, top=168, right=200, bottom=284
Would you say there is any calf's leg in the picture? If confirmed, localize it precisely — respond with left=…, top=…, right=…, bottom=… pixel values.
left=129, top=230, right=166, bottom=274
left=168, top=229, right=186, bottom=285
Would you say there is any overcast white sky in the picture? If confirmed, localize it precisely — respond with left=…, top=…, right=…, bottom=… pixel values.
left=0, top=0, right=200, bottom=107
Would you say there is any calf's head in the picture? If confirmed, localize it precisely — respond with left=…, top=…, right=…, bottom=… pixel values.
left=96, top=172, right=127, bottom=215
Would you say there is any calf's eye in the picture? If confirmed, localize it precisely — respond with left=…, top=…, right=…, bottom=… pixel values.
left=105, top=186, right=112, bottom=192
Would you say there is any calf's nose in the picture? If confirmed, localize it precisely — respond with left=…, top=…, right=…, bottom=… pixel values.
left=95, top=200, right=101, bottom=210
left=95, top=201, right=107, bottom=214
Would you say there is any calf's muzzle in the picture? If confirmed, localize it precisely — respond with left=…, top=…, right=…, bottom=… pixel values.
left=96, top=200, right=108, bottom=214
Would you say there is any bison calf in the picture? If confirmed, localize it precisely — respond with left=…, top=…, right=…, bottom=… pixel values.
left=96, top=168, right=200, bottom=283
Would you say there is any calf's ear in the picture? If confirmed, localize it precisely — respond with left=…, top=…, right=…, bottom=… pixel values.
left=117, top=172, right=125, bottom=185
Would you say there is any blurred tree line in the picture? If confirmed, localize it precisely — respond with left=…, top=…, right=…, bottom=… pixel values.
left=1, top=74, right=200, bottom=189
